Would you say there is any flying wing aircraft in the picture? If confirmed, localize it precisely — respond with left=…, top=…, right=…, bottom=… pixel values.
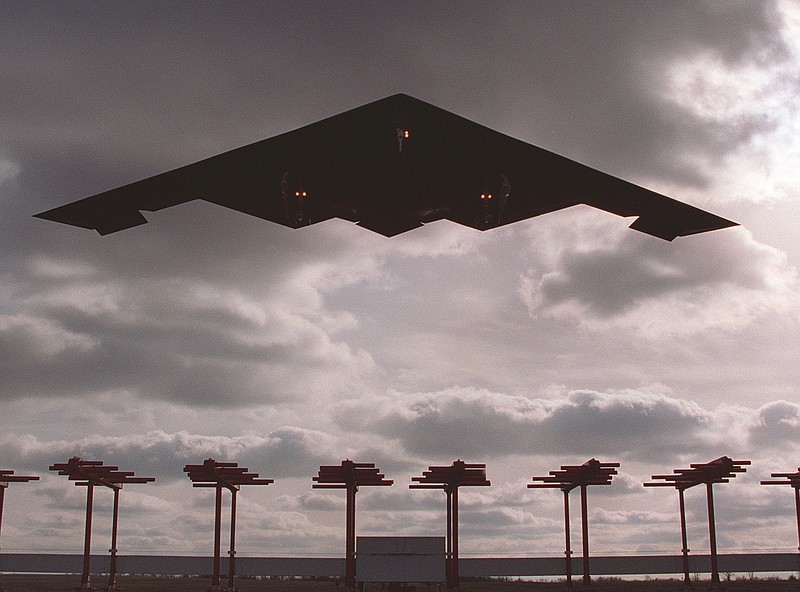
left=34, top=93, right=737, bottom=241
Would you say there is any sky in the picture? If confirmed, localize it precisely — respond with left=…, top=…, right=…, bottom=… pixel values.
left=2, top=0, right=800, bottom=564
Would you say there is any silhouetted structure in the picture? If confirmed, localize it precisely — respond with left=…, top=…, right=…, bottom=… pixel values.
left=529, top=458, right=619, bottom=588
left=313, top=460, right=393, bottom=590
left=49, top=457, right=154, bottom=591
left=761, top=468, right=800, bottom=552
left=0, top=470, right=39, bottom=550
left=410, top=460, right=491, bottom=589
left=35, top=94, right=737, bottom=241
left=645, top=456, right=750, bottom=586
left=184, top=458, right=273, bottom=591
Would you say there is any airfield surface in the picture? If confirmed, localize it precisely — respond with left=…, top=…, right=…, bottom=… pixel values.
left=0, top=575, right=798, bottom=592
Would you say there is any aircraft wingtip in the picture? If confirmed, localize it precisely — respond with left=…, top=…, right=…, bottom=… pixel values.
left=33, top=205, right=150, bottom=235
left=629, top=215, right=740, bottom=241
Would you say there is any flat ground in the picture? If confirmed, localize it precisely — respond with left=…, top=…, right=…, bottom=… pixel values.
left=1, top=575, right=798, bottom=592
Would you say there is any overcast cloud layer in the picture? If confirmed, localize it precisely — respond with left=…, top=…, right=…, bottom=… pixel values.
left=2, top=1, right=800, bottom=561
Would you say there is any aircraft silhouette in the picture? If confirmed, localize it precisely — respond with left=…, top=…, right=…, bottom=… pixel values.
left=35, top=94, right=737, bottom=241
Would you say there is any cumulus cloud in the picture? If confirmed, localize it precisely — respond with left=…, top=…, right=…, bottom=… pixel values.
left=592, top=507, right=674, bottom=527
left=1, top=252, right=377, bottom=405
left=466, top=1, right=788, bottom=195
left=660, top=0, right=800, bottom=205
left=279, top=490, right=347, bottom=512
left=0, top=157, right=20, bottom=187
left=0, top=427, right=337, bottom=479
left=748, top=400, right=800, bottom=447
left=0, top=314, right=98, bottom=359
left=334, top=386, right=716, bottom=460
left=335, top=386, right=800, bottom=465
left=519, top=216, right=799, bottom=336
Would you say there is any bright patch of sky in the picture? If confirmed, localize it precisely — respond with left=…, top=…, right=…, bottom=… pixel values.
left=667, top=0, right=800, bottom=204
left=0, top=158, right=20, bottom=186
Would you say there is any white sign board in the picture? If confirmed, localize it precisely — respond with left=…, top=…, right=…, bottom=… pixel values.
left=356, top=536, right=446, bottom=583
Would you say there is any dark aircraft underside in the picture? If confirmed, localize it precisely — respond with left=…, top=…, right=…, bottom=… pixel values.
left=35, top=94, right=737, bottom=241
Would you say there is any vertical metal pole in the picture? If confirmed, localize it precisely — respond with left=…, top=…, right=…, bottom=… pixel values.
left=345, top=483, right=356, bottom=590
left=446, top=487, right=452, bottom=589
left=795, top=486, right=800, bottom=582
left=0, top=485, right=6, bottom=592
left=706, top=482, right=720, bottom=585
left=212, top=484, right=223, bottom=590
left=0, top=484, right=6, bottom=549
left=794, top=487, right=800, bottom=553
left=580, top=484, right=590, bottom=587
left=107, top=487, right=120, bottom=591
left=452, top=486, right=459, bottom=589
left=80, top=484, right=94, bottom=590
left=227, top=488, right=237, bottom=591
left=353, top=484, right=360, bottom=589
left=678, top=488, right=690, bottom=585
left=563, top=489, right=572, bottom=589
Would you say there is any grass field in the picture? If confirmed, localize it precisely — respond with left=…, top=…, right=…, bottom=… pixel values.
left=1, top=575, right=798, bottom=592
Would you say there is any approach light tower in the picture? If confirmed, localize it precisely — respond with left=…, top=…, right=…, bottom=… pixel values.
left=761, top=468, right=800, bottom=552
left=410, top=460, right=491, bottom=589
left=184, top=458, right=274, bottom=592
left=313, top=460, right=393, bottom=590
left=529, top=458, right=619, bottom=588
left=0, top=470, right=39, bottom=550
left=50, top=457, right=154, bottom=591
left=645, top=456, right=750, bottom=586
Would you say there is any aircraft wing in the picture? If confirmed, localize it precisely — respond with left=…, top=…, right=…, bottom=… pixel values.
left=35, top=93, right=737, bottom=240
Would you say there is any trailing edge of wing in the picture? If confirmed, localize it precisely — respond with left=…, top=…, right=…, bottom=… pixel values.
left=571, top=170, right=739, bottom=241
left=628, top=208, right=739, bottom=241
left=33, top=162, right=208, bottom=235
left=33, top=197, right=151, bottom=235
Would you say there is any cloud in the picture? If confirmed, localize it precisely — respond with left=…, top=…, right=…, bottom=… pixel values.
left=3, top=204, right=483, bottom=410
left=748, top=400, right=800, bottom=447
left=660, top=0, right=800, bottom=206
left=2, top=244, right=378, bottom=406
left=519, top=217, right=799, bottom=336
left=279, top=490, right=347, bottom=512
left=336, top=386, right=800, bottom=465
left=0, top=313, right=98, bottom=359
left=0, top=427, right=337, bottom=480
left=592, top=507, right=674, bottom=527
left=464, top=1, right=789, bottom=194
left=0, top=157, right=20, bottom=186
left=334, top=386, right=715, bottom=460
